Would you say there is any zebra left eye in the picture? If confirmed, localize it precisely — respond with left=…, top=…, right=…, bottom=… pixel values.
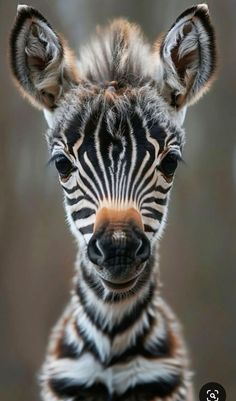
left=55, top=156, right=74, bottom=178
left=159, top=151, right=180, bottom=178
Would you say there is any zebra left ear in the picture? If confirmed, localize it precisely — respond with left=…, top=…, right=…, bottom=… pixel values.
left=155, top=4, right=217, bottom=110
left=9, top=5, right=79, bottom=112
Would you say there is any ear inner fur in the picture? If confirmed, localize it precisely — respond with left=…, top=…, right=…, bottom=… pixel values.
left=156, top=4, right=217, bottom=109
left=9, top=5, right=79, bottom=110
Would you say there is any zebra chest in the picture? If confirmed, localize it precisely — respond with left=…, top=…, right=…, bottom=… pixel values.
left=49, top=351, right=182, bottom=401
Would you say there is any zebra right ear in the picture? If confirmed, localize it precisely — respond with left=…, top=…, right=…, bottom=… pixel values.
left=9, top=5, right=79, bottom=112
left=155, top=4, right=217, bottom=111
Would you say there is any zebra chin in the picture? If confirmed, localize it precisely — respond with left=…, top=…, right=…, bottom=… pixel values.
left=95, top=258, right=148, bottom=292
left=89, top=260, right=149, bottom=293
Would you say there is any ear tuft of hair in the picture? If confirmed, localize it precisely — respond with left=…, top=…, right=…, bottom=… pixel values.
left=10, top=5, right=79, bottom=110
left=17, top=4, right=34, bottom=13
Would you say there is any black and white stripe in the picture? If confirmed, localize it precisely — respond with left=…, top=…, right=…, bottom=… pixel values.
left=40, top=88, right=190, bottom=401
left=49, top=101, right=182, bottom=245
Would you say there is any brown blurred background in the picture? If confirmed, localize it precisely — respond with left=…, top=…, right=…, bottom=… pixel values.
left=1, top=0, right=235, bottom=400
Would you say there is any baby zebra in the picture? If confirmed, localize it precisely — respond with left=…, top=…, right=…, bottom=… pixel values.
left=10, top=4, right=217, bottom=401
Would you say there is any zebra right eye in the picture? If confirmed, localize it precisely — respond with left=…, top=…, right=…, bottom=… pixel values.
left=159, top=151, right=180, bottom=178
left=55, top=156, right=74, bottom=178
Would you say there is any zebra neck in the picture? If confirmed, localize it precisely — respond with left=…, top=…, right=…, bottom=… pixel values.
left=47, top=260, right=190, bottom=401
left=70, top=257, right=165, bottom=363
left=74, top=256, right=160, bottom=330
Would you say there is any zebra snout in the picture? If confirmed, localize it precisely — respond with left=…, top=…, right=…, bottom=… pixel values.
left=87, top=226, right=150, bottom=278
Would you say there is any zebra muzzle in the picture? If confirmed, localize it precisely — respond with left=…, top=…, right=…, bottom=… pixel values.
left=87, top=208, right=150, bottom=287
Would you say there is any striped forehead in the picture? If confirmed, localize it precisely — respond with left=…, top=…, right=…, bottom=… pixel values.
left=48, top=85, right=185, bottom=154
left=53, top=110, right=179, bottom=157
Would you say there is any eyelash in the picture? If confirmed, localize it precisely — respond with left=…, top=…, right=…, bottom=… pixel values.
left=158, top=150, right=183, bottom=178
left=48, top=154, right=76, bottom=179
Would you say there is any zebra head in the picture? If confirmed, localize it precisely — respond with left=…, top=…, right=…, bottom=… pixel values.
left=10, top=5, right=216, bottom=291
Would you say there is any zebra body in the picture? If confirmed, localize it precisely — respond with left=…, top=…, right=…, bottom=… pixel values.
left=41, top=275, right=192, bottom=401
left=10, top=4, right=217, bottom=400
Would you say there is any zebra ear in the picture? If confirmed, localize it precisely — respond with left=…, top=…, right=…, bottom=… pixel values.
left=155, top=4, right=217, bottom=110
left=10, top=5, right=79, bottom=111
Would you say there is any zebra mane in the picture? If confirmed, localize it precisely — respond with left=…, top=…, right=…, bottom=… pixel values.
left=78, top=19, right=156, bottom=86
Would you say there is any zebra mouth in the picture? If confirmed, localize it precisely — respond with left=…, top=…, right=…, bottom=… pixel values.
left=101, top=276, right=138, bottom=291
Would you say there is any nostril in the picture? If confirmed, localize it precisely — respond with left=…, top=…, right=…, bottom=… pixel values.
left=87, top=237, right=104, bottom=265
left=135, top=236, right=150, bottom=263
left=94, top=240, right=103, bottom=258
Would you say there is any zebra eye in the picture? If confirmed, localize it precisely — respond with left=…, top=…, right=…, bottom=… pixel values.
left=159, top=151, right=179, bottom=178
left=55, top=156, right=74, bottom=178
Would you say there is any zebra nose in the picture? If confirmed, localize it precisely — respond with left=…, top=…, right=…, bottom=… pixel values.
left=87, top=229, right=150, bottom=268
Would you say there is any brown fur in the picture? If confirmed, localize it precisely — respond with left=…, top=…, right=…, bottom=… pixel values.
left=94, top=207, right=144, bottom=231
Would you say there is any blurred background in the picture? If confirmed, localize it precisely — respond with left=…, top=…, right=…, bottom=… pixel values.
left=1, top=0, right=235, bottom=400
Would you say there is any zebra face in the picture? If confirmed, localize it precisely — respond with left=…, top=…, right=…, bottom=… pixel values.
left=48, top=90, right=183, bottom=289
left=10, top=5, right=216, bottom=291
